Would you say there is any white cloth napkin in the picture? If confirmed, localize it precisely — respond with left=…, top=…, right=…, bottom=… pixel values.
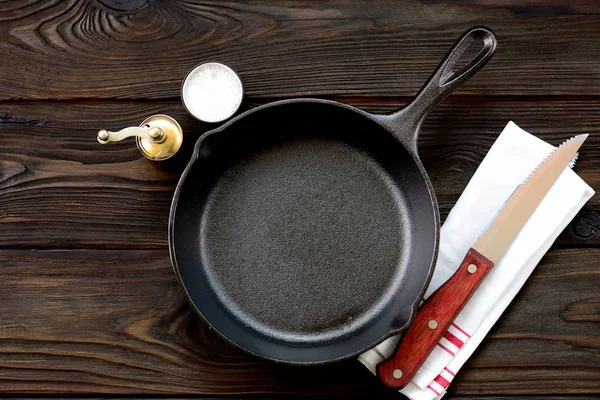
left=358, top=121, right=594, bottom=399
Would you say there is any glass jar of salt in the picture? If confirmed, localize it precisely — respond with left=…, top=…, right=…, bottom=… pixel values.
left=181, top=63, right=243, bottom=123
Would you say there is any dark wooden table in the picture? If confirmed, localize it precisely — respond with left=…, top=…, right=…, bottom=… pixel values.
left=1, top=1, right=599, bottom=398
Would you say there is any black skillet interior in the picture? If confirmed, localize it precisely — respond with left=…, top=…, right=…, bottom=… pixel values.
left=170, top=26, right=497, bottom=364
left=171, top=101, right=437, bottom=364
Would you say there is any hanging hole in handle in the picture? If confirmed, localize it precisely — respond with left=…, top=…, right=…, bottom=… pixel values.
left=440, top=28, right=496, bottom=87
left=448, top=38, right=483, bottom=75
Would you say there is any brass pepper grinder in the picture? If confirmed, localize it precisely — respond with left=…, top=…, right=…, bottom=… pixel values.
left=97, top=114, right=183, bottom=161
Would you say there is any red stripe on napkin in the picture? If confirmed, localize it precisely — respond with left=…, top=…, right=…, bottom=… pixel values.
left=444, top=331, right=464, bottom=349
left=451, top=323, right=471, bottom=338
left=437, top=343, right=456, bottom=356
left=434, top=375, right=451, bottom=388
left=444, top=367, right=456, bottom=376
left=427, top=385, right=440, bottom=396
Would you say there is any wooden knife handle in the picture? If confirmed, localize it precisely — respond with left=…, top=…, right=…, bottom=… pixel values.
left=377, top=248, right=494, bottom=389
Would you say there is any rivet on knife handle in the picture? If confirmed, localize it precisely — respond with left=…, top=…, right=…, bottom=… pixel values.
left=377, top=248, right=494, bottom=388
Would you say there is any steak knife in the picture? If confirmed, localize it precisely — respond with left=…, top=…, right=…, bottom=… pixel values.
left=377, top=134, right=588, bottom=389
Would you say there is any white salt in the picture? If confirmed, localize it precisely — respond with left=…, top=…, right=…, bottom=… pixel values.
left=182, top=63, right=243, bottom=123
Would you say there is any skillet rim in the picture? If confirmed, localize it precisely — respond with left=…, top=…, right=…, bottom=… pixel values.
left=168, top=98, right=440, bottom=364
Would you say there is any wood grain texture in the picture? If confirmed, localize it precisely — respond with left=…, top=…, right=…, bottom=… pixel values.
left=2, top=0, right=600, bottom=100
left=379, top=248, right=495, bottom=388
left=1, top=100, right=598, bottom=249
left=3, top=398, right=599, bottom=400
left=0, top=248, right=597, bottom=395
left=447, top=398, right=599, bottom=400
left=1, top=398, right=598, bottom=400
left=2, top=1, right=600, bottom=396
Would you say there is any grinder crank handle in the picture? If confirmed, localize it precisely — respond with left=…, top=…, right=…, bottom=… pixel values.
left=96, top=114, right=183, bottom=162
left=377, top=248, right=494, bottom=389
left=97, top=125, right=166, bottom=144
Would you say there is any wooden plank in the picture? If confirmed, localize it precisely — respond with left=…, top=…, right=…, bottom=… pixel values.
left=448, top=398, right=598, bottom=400
left=1, top=100, right=598, bottom=249
left=0, top=398, right=597, bottom=400
left=1, top=1, right=600, bottom=100
left=0, top=248, right=597, bottom=395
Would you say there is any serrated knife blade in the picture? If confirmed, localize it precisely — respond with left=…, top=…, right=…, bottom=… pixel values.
left=473, top=134, right=587, bottom=263
left=378, top=134, right=588, bottom=389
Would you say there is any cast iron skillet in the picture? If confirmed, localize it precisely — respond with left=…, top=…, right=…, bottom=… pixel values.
left=170, top=27, right=497, bottom=364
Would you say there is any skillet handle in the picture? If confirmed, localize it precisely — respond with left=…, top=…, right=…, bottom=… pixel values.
left=385, top=27, right=497, bottom=153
